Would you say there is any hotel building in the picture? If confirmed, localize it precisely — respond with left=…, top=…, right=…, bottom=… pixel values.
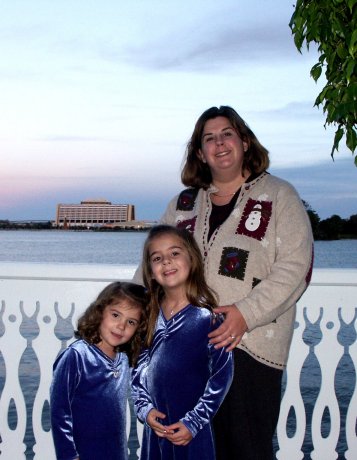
left=55, top=199, right=135, bottom=228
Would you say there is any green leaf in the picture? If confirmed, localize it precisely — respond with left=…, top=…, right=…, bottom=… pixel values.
left=294, top=31, right=305, bottom=51
left=334, top=127, right=345, bottom=147
left=331, top=128, right=344, bottom=160
left=346, top=127, right=357, bottom=153
left=331, top=143, right=337, bottom=160
left=310, top=63, right=322, bottom=81
left=349, top=28, right=357, bottom=56
left=318, top=53, right=326, bottom=65
left=350, top=83, right=357, bottom=98
left=347, top=0, right=357, bottom=14
left=346, top=59, right=355, bottom=81
left=336, top=43, right=348, bottom=59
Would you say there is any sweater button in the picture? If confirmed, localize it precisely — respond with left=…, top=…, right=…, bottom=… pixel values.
left=204, top=251, right=207, bottom=257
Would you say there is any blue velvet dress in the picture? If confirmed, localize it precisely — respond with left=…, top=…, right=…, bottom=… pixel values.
left=131, top=305, right=233, bottom=460
left=50, top=339, right=129, bottom=460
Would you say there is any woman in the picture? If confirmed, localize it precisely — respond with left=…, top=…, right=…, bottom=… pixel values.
left=148, top=106, right=314, bottom=460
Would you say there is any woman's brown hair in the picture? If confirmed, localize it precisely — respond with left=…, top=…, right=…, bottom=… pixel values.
left=75, top=281, right=148, bottom=366
left=181, top=105, right=270, bottom=189
left=142, top=224, right=218, bottom=347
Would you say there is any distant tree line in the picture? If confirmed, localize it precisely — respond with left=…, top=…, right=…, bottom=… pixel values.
left=1, top=209, right=357, bottom=241
left=0, top=220, right=53, bottom=230
left=303, top=201, right=357, bottom=240
left=0, top=220, right=149, bottom=232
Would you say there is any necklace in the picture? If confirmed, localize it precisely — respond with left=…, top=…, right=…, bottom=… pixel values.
left=212, top=174, right=248, bottom=198
left=212, top=191, right=238, bottom=198
left=163, top=299, right=188, bottom=317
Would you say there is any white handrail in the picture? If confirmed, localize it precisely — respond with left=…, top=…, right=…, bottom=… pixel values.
left=0, top=263, right=356, bottom=459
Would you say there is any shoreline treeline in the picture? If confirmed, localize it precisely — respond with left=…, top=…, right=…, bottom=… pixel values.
left=1, top=204, right=356, bottom=241
left=303, top=201, right=357, bottom=241
left=0, top=220, right=148, bottom=232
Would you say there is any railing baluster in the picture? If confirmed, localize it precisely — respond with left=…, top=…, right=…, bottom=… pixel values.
left=276, top=306, right=308, bottom=459
left=310, top=306, right=344, bottom=459
left=32, top=301, right=59, bottom=459
left=344, top=308, right=357, bottom=460
left=0, top=301, right=27, bottom=458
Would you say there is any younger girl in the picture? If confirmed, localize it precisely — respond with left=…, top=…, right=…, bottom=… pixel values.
left=50, top=281, right=148, bottom=460
left=132, top=225, right=233, bottom=460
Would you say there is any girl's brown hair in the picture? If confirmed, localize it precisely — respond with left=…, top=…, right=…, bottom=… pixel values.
left=75, top=281, right=148, bottom=366
left=181, top=105, right=270, bottom=189
left=142, top=224, right=218, bottom=347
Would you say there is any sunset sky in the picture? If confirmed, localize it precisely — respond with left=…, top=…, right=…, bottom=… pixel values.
left=1, top=0, right=356, bottom=222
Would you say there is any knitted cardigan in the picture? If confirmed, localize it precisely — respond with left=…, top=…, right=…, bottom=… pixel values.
left=158, top=172, right=314, bottom=369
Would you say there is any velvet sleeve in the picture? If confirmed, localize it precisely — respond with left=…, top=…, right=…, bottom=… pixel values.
left=180, top=318, right=233, bottom=437
left=50, top=348, right=81, bottom=460
left=131, top=348, right=155, bottom=424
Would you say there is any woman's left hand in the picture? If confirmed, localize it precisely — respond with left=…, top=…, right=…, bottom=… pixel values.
left=209, top=304, right=248, bottom=351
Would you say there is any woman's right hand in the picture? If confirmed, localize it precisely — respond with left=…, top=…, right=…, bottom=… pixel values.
left=146, top=408, right=173, bottom=437
left=209, top=304, right=248, bottom=351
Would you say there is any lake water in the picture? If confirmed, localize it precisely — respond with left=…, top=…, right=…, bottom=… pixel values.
left=0, top=229, right=356, bottom=267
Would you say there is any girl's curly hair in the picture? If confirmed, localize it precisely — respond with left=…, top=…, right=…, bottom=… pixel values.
left=75, top=281, right=148, bottom=366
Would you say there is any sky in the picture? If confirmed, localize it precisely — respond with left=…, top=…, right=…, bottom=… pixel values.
left=1, top=0, right=356, bottom=222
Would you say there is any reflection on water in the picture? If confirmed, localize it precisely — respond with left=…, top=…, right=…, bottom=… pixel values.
left=0, top=230, right=356, bottom=268
left=313, top=239, right=357, bottom=269
left=0, top=230, right=147, bottom=265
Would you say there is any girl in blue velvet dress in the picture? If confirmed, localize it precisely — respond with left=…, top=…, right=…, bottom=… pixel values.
left=50, top=282, right=148, bottom=460
left=132, top=225, right=233, bottom=460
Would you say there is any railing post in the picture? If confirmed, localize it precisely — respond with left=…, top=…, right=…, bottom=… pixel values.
left=344, top=309, right=357, bottom=460
left=310, top=307, right=343, bottom=459
left=32, top=301, right=60, bottom=459
left=276, top=307, right=308, bottom=459
left=0, top=301, right=27, bottom=458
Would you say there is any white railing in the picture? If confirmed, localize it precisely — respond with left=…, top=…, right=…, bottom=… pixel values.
left=0, top=262, right=356, bottom=460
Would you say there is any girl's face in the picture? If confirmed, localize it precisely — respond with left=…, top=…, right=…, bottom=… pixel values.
left=198, top=116, right=248, bottom=179
left=97, top=301, right=141, bottom=358
left=149, top=233, right=191, bottom=295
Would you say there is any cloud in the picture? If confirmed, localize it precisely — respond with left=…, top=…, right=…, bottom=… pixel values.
left=118, top=3, right=314, bottom=72
left=255, top=101, right=319, bottom=119
left=43, top=135, right=106, bottom=142
left=122, top=24, right=295, bottom=72
left=271, top=156, right=357, bottom=219
left=0, top=23, right=48, bottom=42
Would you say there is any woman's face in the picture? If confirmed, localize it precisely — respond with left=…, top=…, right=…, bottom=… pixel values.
left=198, top=116, right=248, bottom=180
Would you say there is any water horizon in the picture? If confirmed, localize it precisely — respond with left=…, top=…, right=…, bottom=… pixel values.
left=0, top=229, right=356, bottom=269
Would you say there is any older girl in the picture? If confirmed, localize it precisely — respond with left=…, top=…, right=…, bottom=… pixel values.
left=132, top=225, right=233, bottom=460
